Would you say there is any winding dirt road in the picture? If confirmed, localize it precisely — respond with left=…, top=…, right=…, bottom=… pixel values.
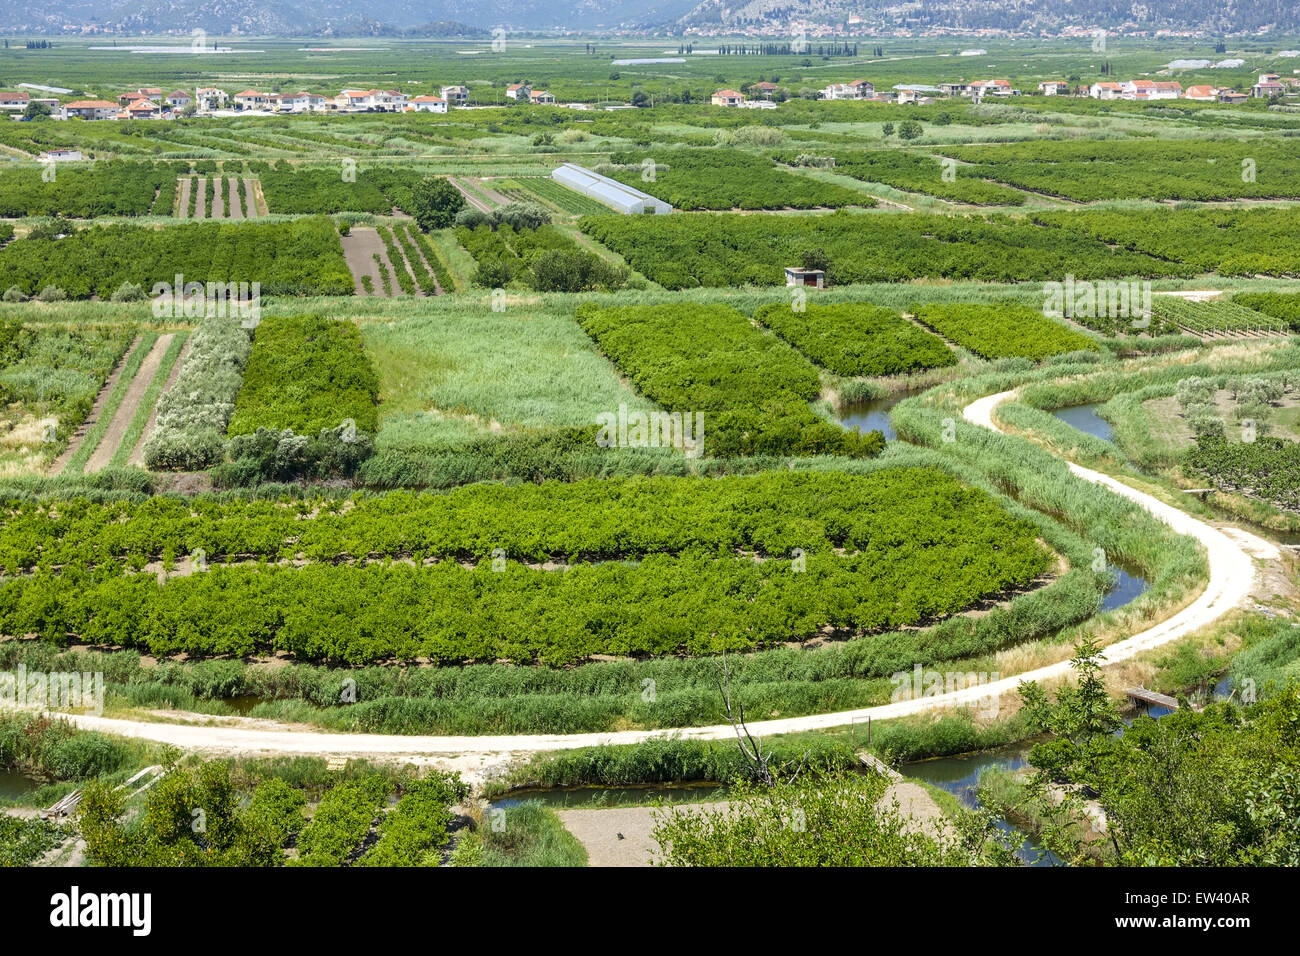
left=46, top=390, right=1277, bottom=760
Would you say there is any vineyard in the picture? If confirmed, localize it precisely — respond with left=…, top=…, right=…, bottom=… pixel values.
left=753, top=301, right=957, bottom=377
left=0, top=217, right=353, bottom=298
left=1186, top=435, right=1300, bottom=512
left=1232, top=292, right=1300, bottom=329
left=1151, top=296, right=1285, bottom=336
left=911, top=303, right=1100, bottom=360
left=0, top=468, right=1050, bottom=664
left=603, top=148, right=874, bottom=210
left=575, top=302, right=882, bottom=457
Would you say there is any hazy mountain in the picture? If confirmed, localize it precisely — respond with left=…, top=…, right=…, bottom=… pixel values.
left=673, top=0, right=1300, bottom=35
left=0, top=0, right=1295, bottom=35
left=0, top=0, right=698, bottom=34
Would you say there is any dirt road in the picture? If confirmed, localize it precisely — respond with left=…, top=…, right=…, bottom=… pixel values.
left=37, top=389, right=1275, bottom=760
left=85, top=334, right=174, bottom=473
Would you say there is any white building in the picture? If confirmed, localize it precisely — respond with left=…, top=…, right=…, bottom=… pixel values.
left=440, top=86, right=469, bottom=107
left=408, top=94, right=448, bottom=113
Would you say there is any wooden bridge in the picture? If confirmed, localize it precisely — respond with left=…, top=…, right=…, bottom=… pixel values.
left=1124, top=687, right=1182, bottom=711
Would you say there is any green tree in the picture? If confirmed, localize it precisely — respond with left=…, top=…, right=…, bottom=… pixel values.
left=898, top=119, right=923, bottom=140
left=408, top=176, right=465, bottom=232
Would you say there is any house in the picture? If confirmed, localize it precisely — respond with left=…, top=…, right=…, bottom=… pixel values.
left=196, top=88, right=228, bottom=110
left=440, top=86, right=469, bottom=107
left=1152, top=81, right=1183, bottom=99
left=506, top=83, right=530, bottom=100
left=233, top=90, right=270, bottom=110
left=1253, top=73, right=1285, bottom=98
left=528, top=89, right=556, bottom=105
left=117, top=88, right=162, bottom=107
left=289, top=92, right=328, bottom=112
left=784, top=267, right=824, bottom=289
left=63, top=100, right=118, bottom=120
left=938, top=82, right=968, bottom=96
left=751, top=81, right=781, bottom=98
left=1038, top=81, right=1070, bottom=95
left=1183, top=85, right=1218, bottom=101
left=408, top=94, right=448, bottom=113
left=1218, top=89, right=1248, bottom=104
left=124, top=98, right=161, bottom=119
left=0, top=90, right=30, bottom=112
left=847, top=79, right=874, bottom=96
left=711, top=89, right=744, bottom=106
left=335, top=89, right=374, bottom=110
left=1118, top=79, right=1178, bottom=100
left=1089, top=81, right=1123, bottom=100
left=39, top=149, right=83, bottom=161
left=896, top=89, right=923, bottom=105
left=371, top=89, right=407, bottom=111
left=165, top=91, right=192, bottom=109
left=970, top=79, right=1016, bottom=96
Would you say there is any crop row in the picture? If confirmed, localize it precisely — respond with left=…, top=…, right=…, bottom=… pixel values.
left=575, top=302, right=882, bottom=458
left=0, top=468, right=1021, bottom=569
left=778, top=149, right=1026, bottom=206
left=579, top=211, right=1187, bottom=290
left=1152, top=297, right=1283, bottom=333
left=142, top=318, right=252, bottom=471
left=1231, top=292, right=1300, bottom=329
left=911, top=303, right=1101, bottom=360
left=256, top=163, right=426, bottom=215
left=754, top=302, right=957, bottom=377
left=605, top=148, right=872, bottom=211
left=1186, top=435, right=1300, bottom=513
left=1, top=533, right=1051, bottom=665
left=0, top=217, right=353, bottom=299
left=0, top=161, right=177, bottom=218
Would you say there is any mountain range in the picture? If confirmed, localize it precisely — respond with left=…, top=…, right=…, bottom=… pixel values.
left=1, top=0, right=1297, bottom=35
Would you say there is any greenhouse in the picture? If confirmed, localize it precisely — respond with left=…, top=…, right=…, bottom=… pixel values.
left=551, top=163, right=673, bottom=215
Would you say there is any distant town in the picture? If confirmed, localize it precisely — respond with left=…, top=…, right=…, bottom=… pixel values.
left=2, top=69, right=1295, bottom=124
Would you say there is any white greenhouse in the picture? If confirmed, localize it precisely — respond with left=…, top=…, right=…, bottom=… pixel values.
left=550, top=163, right=673, bottom=215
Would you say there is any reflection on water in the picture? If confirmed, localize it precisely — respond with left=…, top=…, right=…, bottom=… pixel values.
left=836, top=395, right=904, bottom=441
left=1102, top=564, right=1149, bottom=612
left=1052, top=402, right=1113, bottom=443
left=0, top=767, right=43, bottom=801
left=902, top=746, right=1062, bottom=867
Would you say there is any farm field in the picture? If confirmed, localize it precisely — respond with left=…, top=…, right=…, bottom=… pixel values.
left=4, top=28, right=1300, bottom=884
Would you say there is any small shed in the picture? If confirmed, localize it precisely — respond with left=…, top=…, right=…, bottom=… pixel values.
left=785, top=267, right=825, bottom=289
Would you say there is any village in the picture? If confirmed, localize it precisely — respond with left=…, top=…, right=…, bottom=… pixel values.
left=0, top=69, right=1293, bottom=123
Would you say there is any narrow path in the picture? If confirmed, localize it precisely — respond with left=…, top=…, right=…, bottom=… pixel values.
left=226, top=177, right=244, bottom=219
left=39, top=390, right=1275, bottom=757
left=192, top=178, right=206, bottom=220
left=84, top=334, right=174, bottom=473
left=175, top=177, right=191, bottom=219
left=210, top=177, right=224, bottom=219
left=129, top=337, right=190, bottom=467
left=49, top=336, right=142, bottom=475
left=450, top=177, right=494, bottom=213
